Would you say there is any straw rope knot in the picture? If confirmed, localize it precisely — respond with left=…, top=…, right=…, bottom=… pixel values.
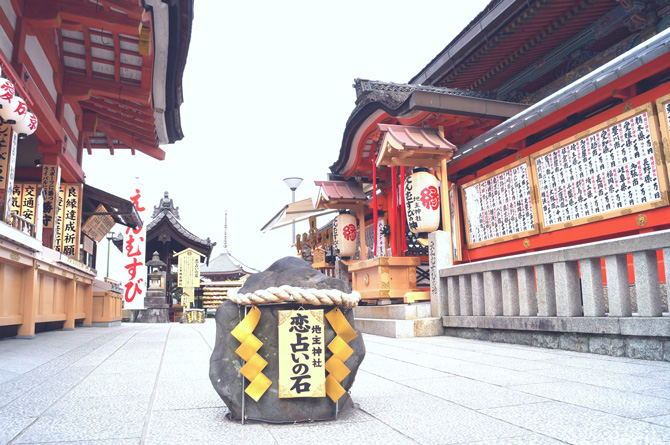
left=226, top=285, right=360, bottom=309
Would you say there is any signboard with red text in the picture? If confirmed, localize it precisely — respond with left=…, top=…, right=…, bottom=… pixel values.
left=122, top=188, right=147, bottom=309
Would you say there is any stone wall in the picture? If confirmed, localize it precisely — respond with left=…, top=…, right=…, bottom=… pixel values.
left=444, top=327, right=670, bottom=361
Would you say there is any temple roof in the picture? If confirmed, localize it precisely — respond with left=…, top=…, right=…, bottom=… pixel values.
left=145, top=192, right=214, bottom=260
left=200, top=251, right=258, bottom=276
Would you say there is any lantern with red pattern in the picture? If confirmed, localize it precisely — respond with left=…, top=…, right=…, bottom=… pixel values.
left=404, top=168, right=440, bottom=236
left=0, top=77, right=15, bottom=108
left=333, top=211, right=357, bottom=258
left=12, top=111, right=38, bottom=137
left=0, top=95, right=27, bottom=124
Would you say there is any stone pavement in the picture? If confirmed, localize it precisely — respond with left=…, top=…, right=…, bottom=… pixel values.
left=1, top=323, right=670, bottom=444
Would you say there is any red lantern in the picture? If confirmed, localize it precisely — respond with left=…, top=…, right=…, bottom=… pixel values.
left=404, top=168, right=440, bottom=236
left=333, top=211, right=357, bottom=258
left=0, top=95, right=27, bottom=124
left=12, top=111, right=38, bottom=137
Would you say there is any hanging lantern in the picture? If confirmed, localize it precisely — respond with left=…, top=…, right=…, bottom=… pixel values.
left=0, top=95, right=27, bottom=124
left=0, top=77, right=15, bottom=108
left=404, top=167, right=440, bottom=236
left=12, top=111, right=38, bottom=137
left=333, top=211, right=357, bottom=258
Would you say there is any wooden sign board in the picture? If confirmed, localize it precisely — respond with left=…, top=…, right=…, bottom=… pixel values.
left=449, top=184, right=463, bottom=261
left=41, top=165, right=60, bottom=229
left=59, top=183, right=83, bottom=258
left=530, top=103, right=668, bottom=232
left=175, top=248, right=204, bottom=288
left=461, top=159, right=539, bottom=248
left=655, top=93, right=670, bottom=183
left=82, top=204, right=115, bottom=242
left=278, top=309, right=326, bottom=398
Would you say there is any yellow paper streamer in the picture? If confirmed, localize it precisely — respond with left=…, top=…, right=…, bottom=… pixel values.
left=232, top=306, right=272, bottom=402
left=324, top=307, right=358, bottom=402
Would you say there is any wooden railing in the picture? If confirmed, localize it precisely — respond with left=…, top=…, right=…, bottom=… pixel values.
left=8, top=212, right=36, bottom=238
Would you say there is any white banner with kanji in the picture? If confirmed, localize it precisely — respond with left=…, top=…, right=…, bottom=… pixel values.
left=122, top=188, right=147, bottom=309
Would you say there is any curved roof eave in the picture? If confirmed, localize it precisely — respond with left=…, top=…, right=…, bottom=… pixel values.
left=144, top=0, right=194, bottom=145
left=331, top=80, right=526, bottom=175
left=409, top=0, right=519, bottom=86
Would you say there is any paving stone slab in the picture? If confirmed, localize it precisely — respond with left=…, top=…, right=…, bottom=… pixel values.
left=482, top=401, right=670, bottom=444
left=529, top=365, right=670, bottom=392
left=402, top=375, right=549, bottom=410
left=641, top=414, right=670, bottom=428
left=517, top=380, right=670, bottom=418
left=144, top=407, right=275, bottom=445
left=360, top=353, right=448, bottom=381
left=0, top=415, right=36, bottom=444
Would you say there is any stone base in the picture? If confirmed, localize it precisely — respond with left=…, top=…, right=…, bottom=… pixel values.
left=135, top=308, right=169, bottom=323
left=444, top=327, right=670, bottom=362
left=91, top=320, right=122, bottom=327
left=353, top=303, right=444, bottom=338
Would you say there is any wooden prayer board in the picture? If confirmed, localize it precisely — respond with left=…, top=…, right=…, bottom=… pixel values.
left=461, top=158, right=539, bottom=249
left=530, top=102, right=669, bottom=233
left=655, top=93, right=670, bottom=184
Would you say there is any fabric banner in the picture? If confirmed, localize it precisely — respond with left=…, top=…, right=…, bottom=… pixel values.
left=122, top=188, right=147, bottom=309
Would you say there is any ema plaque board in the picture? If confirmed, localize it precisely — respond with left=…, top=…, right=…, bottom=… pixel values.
left=461, top=159, right=538, bottom=248
left=530, top=103, right=668, bottom=232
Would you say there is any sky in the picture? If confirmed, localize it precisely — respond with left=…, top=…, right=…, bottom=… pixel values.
left=85, top=0, right=491, bottom=280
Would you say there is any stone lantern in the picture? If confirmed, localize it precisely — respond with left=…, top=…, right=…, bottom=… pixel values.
left=136, top=252, right=169, bottom=323
left=146, top=251, right=166, bottom=290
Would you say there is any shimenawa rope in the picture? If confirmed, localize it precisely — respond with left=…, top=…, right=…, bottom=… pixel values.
left=225, top=285, right=360, bottom=309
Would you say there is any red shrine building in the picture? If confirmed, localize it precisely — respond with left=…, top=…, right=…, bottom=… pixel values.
left=322, top=0, right=670, bottom=350
left=0, top=0, right=193, bottom=337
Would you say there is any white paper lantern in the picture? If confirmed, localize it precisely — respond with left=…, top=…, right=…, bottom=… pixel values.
left=333, top=211, right=357, bottom=258
left=12, top=111, right=38, bottom=137
left=0, top=77, right=15, bottom=108
left=404, top=168, right=440, bottom=235
left=0, top=95, right=27, bottom=124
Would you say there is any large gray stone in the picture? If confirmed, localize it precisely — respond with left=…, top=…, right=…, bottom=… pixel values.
left=588, top=337, right=625, bottom=357
left=210, top=301, right=365, bottom=422
left=209, top=257, right=365, bottom=423
left=532, top=333, right=559, bottom=349
left=240, top=256, right=350, bottom=293
left=559, top=334, right=589, bottom=352
left=625, top=338, right=663, bottom=361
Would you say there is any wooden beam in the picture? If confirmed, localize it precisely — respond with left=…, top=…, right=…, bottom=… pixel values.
left=24, top=0, right=141, bottom=36
left=95, top=116, right=157, bottom=142
left=86, top=97, right=155, bottom=125
left=81, top=111, right=98, bottom=133
left=63, top=73, right=150, bottom=103
left=113, top=32, right=120, bottom=83
left=96, top=0, right=144, bottom=20
left=97, top=121, right=164, bottom=160
left=83, top=27, right=92, bottom=78
left=80, top=102, right=156, bottom=133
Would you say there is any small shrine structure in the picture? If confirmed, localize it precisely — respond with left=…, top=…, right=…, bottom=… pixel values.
left=140, top=192, right=214, bottom=321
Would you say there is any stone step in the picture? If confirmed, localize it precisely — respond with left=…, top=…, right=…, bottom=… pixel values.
left=354, top=303, right=432, bottom=320
left=354, top=317, right=444, bottom=338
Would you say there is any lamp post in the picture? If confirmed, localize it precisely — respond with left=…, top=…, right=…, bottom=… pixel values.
left=283, top=177, right=303, bottom=246
left=106, top=231, right=116, bottom=277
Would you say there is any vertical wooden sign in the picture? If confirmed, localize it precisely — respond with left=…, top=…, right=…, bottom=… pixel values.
left=0, top=123, right=17, bottom=222
left=41, top=165, right=61, bottom=229
left=278, top=309, right=326, bottom=398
